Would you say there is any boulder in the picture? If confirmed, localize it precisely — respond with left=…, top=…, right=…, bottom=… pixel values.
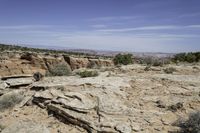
left=0, top=80, right=8, bottom=96
left=33, top=72, right=43, bottom=81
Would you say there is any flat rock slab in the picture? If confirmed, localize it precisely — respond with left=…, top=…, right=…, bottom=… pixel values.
left=1, top=75, right=33, bottom=80
left=33, top=89, right=132, bottom=132
left=5, top=77, right=33, bottom=87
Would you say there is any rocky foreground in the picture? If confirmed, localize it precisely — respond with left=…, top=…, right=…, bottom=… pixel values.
left=0, top=53, right=200, bottom=133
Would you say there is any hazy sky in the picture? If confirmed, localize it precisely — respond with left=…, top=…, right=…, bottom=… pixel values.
left=0, top=0, right=200, bottom=52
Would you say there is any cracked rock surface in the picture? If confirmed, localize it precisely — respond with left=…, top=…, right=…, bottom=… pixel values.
left=0, top=64, right=200, bottom=133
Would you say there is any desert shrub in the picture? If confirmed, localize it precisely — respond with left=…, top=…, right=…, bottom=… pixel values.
left=0, top=92, right=23, bottom=111
left=173, top=52, right=200, bottom=63
left=186, top=53, right=196, bottom=63
left=164, top=67, right=176, bottom=74
left=194, top=52, right=200, bottom=62
left=142, top=57, right=170, bottom=67
left=77, top=70, right=99, bottom=78
left=113, top=53, right=133, bottom=65
left=46, top=64, right=71, bottom=76
left=20, top=52, right=33, bottom=61
left=173, top=53, right=186, bottom=62
left=152, top=59, right=163, bottom=66
left=0, top=124, right=5, bottom=131
left=176, top=111, right=200, bottom=133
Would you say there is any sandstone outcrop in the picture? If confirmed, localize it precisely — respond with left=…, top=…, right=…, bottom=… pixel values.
left=64, top=56, right=114, bottom=70
left=0, top=52, right=114, bottom=77
left=64, top=56, right=90, bottom=70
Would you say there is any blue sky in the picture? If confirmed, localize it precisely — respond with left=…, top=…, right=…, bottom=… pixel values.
left=0, top=0, right=200, bottom=52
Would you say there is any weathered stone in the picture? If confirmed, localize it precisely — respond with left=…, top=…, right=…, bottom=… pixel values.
left=115, top=123, right=132, bottom=133
left=5, top=77, right=33, bottom=87
left=0, top=80, right=8, bottom=90
left=1, top=120, right=50, bottom=133
left=156, top=100, right=166, bottom=108
left=129, top=122, right=141, bottom=132
left=47, top=104, right=97, bottom=133
left=64, top=56, right=90, bottom=70
left=168, top=102, right=184, bottom=112
left=161, top=112, right=177, bottom=125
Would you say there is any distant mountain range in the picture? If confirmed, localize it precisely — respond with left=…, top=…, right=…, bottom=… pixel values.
left=2, top=43, right=176, bottom=58
left=64, top=48, right=175, bottom=58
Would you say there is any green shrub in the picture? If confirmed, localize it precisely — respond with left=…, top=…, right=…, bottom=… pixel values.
left=164, top=67, right=176, bottom=74
left=177, top=111, right=200, bottom=133
left=173, top=53, right=186, bottom=62
left=173, top=52, right=200, bottom=63
left=113, top=53, right=133, bottom=65
left=77, top=70, right=99, bottom=78
left=194, top=52, right=200, bottom=62
left=186, top=53, right=196, bottom=63
left=46, top=64, right=71, bottom=76
left=0, top=92, right=23, bottom=111
left=0, top=124, right=5, bottom=131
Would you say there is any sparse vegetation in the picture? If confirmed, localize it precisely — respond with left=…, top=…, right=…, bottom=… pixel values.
left=113, top=53, right=133, bottom=65
left=0, top=92, right=23, bottom=111
left=176, top=111, right=200, bottom=133
left=77, top=70, right=99, bottom=78
left=46, top=64, right=71, bottom=76
left=0, top=124, right=5, bottom=131
left=173, top=52, right=200, bottom=63
left=164, top=67, right=177, bottom=74
left=141, top=57, right=170, bottom=67
left=0, top=43, right=102, bottom=58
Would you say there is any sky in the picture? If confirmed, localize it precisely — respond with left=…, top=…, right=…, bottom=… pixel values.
left=0, top=0, right=200, bottom=53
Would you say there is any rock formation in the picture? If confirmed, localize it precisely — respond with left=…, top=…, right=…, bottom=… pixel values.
left=0, top=53, right=199, bottom=133
left=0, top=52, right=114, bottom=77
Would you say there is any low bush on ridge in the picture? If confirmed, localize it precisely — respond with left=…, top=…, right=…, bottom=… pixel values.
left=77, top=70, right=99, bottom=78
left=173, top=52, right=200, bottom=63
left=46, top=64, right=71, bottom=76
left=141, top=57, right=170, bottom=67
left=113, top=53, right=133, bottom=65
